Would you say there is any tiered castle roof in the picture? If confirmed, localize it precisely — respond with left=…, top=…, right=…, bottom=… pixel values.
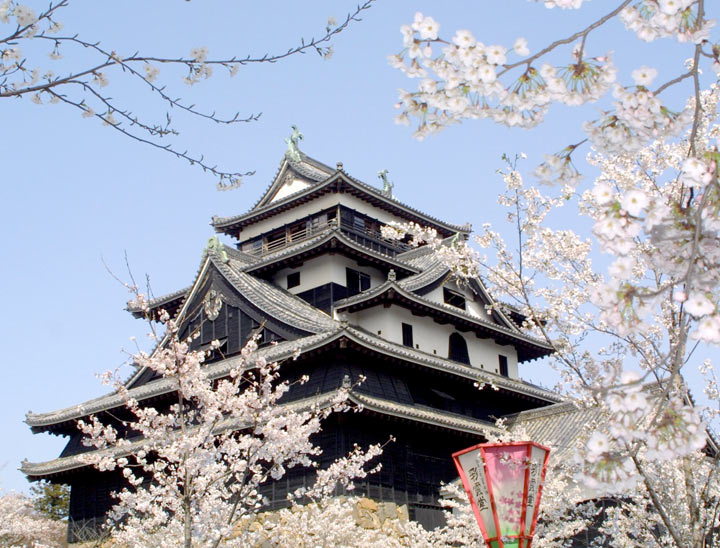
left=24, top=147, right=558, bottom=484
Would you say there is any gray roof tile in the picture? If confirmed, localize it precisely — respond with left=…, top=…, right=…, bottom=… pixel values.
left=506, top=401, right=604, bottom=461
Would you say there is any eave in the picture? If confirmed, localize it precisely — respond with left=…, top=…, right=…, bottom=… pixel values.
left=341, top=327, right=560, bottom=403
left=127, top=286, right=190, bottom=319
left=26, top=323, right=557, bottom=435
left=335, top=282, right=554, bottom=363
left=22, top=388, right=500, bottom=480
left=212, top=172, right=469, bottom=239
left=25, top=330, right=344, bottom=434
left=241, top=227, right=419, bottom=278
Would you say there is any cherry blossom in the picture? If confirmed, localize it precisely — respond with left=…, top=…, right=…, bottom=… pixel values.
left=0, top=490, right=65, bottom=547
left=78, top=283, right=385, bottom=547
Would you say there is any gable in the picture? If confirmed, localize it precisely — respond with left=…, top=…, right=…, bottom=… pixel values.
left=269, top=174, right=312, bottom=203
left=128, top=265, right=311, bottom=389
left=252, top=155, right=334, bottom=211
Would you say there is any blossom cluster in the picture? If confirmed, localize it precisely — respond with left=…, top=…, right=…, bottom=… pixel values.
left=390, top=13, right=617, bottom=139
left=621, top=0, right=715, bottom=43
left=0, top=490, right=65, bottom=547
left=584, top=83, right=691, bottom=156
left=380, top=221, right=480, bottom=282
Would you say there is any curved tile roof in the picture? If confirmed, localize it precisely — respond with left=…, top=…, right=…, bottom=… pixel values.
left=334, top=281, right=553, bottom=360
left=506, top=401, right=604, bottom=461
left=343, top=327, right=560, bottom=402
left=215, top=255, right=338, bottom=334
left=27, top=319, right=558, bottom=432
left=26, top=331, right=344, bottom=430
left=399, top=258, right=448, bottom=292
left=23, top=389, right=344, bottom=477
left=213, top=170, right=469, bottom=237
left=23, top=386, right=500, bottom=478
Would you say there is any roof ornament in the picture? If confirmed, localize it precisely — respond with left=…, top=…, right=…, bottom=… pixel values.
left=388, top=269, right=397, bottom=282
left=284, top=125, right=303, bottom=163
left=377, top=169, right=394, bottom=198
left=206, top=235, right=229, bottom=264
left=342, top=374, right=352, bottom=389
left=336, top=161, right=343, bottom=171
left=203, top=289, right=223, bottom=321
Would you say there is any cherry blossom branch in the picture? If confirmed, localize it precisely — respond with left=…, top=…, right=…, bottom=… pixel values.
left=47, top=88, right=256, bottom=185
left=498, top=0, right=633, bottom=76
left=1, top=0, right=376, bottom=186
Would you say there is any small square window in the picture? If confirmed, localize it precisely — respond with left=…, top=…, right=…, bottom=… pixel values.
left=443, top=288, right=466, bottom=310
left=287, top=272, right=300, bottom=289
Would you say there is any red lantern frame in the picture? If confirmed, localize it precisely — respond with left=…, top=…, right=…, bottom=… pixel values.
left=453, top=441, right=550, bottom=548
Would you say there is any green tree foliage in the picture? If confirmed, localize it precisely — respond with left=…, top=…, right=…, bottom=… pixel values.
left=29, top=480, right=69, bottom=521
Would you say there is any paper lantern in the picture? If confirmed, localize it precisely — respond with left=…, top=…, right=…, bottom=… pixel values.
left=453, top=441, right=550, bottom=548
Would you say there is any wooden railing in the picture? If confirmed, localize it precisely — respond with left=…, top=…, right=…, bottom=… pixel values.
left=243, top=220, right=412, bottom=258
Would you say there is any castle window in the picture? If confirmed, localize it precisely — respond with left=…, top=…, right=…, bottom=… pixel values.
left=443, top=288, right=466, bottom=310
left=499, top=355, right=509, bottom=377
left=346, top=268, right=370, bottom=296
left=402, top=323, right=414, bottom=347
left=287, top=272, right=300, bottom=289
left=448, top=333, right=470, bottom=364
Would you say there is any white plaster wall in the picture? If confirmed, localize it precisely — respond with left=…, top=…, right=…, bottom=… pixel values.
left=271, top=178, right=311, bottom=202
left=424, top=281, right=491, bottom=321
left=272, top=254, right=385, bottom=294
left=238, top=192, right=417, bottom=241
left=346, top=304, right=519, bottom=378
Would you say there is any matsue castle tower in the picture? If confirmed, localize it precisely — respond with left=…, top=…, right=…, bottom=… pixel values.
left=23, top=140, right=562, bottom=541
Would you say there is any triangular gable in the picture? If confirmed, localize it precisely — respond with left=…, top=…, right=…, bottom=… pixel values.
left=407, top=268, right=519, bottom=332
left=126, top=256, right=314, bottom=390
left=252, top=153, right=335, bottom=211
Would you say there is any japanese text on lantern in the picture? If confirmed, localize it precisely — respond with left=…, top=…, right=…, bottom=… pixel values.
left=468, top=465, right=489, bottom=511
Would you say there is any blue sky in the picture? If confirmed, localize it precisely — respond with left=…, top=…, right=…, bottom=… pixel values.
left=1, top=1, right=718, bottom=493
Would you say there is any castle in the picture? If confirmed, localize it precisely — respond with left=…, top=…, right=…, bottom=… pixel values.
left=23, top=142, right=558, bottom=542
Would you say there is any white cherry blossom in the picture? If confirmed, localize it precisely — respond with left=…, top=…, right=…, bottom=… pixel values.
left=631, top=65, right=658, bottom=86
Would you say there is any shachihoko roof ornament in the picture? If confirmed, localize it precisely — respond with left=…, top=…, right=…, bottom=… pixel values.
left=378, top=169, right=394, bottom=198
left=285, top=125, right=303, bottom=163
